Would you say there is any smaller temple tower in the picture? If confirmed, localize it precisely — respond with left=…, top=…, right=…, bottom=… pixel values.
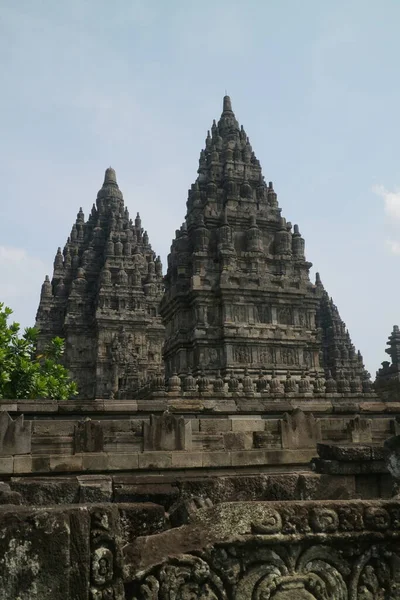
left=376, top=325, right=400, bottom=388
left=36, top=168, right=165, bottom=399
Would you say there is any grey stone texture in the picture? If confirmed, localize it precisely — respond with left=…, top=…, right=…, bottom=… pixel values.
left=0, top=412, right=31, bottom=456
left=35, top=168, right=164, bottom=399
left=160, top=96, right=371, bottom=391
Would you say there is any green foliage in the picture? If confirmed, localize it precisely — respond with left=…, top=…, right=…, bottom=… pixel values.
left=0, top=302, right=78, bottom=400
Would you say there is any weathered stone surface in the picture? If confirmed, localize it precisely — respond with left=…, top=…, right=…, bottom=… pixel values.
left=281, top=408, right=321, bottom=449
left=118, top=503, right=166, bottom=544
left=74, top=418, right=104, bottom=453
left=124, top=498, right=400, bottom=599
left=348, top=415, right=373, bottom=443
left=77, top=475, right=113, bottom=503
left=0, top=506, right=71, bottom=600
left=223, top=431, right=253, bottom=450
left=35, top=167, right=165, bottom=400
left=113, top=479, right=179, bottom=509
left=143, top=411, right=192, bottom=451
left=317, top=442, right=373, bottom=461
left=0, top=412, right=31, bottom=456
left=10, top=478, right=80, bottom=505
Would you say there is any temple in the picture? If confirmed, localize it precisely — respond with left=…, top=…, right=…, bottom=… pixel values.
left=36, top=168, right=164, bottom=399
left=1, top=97, right=400, bottom=599
left=161, top=96, right=368, bottom=387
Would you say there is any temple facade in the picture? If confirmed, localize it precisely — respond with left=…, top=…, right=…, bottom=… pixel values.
left=36, top=168, right=164, bottom=399
left=161, top=96, right=369, bottom=387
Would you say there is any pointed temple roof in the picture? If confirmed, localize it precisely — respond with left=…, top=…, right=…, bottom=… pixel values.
left=36, top=168, right=164, bottom=399
left=161, top=96, right=370, bottom=388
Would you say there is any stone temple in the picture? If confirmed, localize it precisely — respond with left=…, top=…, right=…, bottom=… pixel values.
left=36, top=168, right=164, bottom=399
left=1, top=97, right=400, bottom=599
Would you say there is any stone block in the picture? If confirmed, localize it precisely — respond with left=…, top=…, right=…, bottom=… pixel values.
left=33, top=421, right=75, bottom=436
left=10, top=478, right=80, bottom=505
left=0, top=412, right=31, bottom=455
left=0, top=506, right=71, bottom=599
left=143, top=411, right=192, bottom=451
left=138, top=452, right=172, bottom=469
left=0, top=456, right=13, bottom=474
left=13, top=455, right=32, bottom=474
left=190, top=419, right=200, bottom=432
left=317, top=443, right=372, bottom=461
left=74, top=418, right=104, bottom=453
left=192, top=433, right=225, bottom=451
left=253, top=431, right=280, bottom=449
left=281, top=408, right=321, bottom=449
left=82, top=452, right=109, bottom=472
left=113, top=480, right=179, bottom=509
left=297, top=472, right=357, bottom=500
left=199, top=419, right=231, bottom=433
left=118, top=503, right=166, bottom=544
left=171, top=452, right=203, bottom=468
left=202, top=451, right=231, bottom=467
left=231, top=450, right=267, bottom=467
left=264, top=473, right=300, bottom=500
left=231, top=418, right=265, bottom=432
left=0, top=403, right=17, bottom=412
left=108, top=452, right=139, bottom=470
left=77, top=475, right=113, bottom=502
left=31, top=456, right=51, bottom=472
left=347, top=416, right=372, bottom=443
left=50, top=454, right=83, bottom=473
left=223, top=432, right=253, bottom=450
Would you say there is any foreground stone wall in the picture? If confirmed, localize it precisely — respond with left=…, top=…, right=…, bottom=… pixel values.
left=1, top=499, right=400, bottom=599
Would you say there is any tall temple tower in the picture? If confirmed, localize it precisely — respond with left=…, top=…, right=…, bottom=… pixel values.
left=161, top=96, right=368, bottom=383
left=36, top=168, right=164, bottom=399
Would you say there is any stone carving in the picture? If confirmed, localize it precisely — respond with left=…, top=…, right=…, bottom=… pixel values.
left=0, top=412, right=31, bottom=456
left=277, top=306, right=293, bottom=325
left=74, top=418, right=104, bottom=453
left=348, top=416, right=372, bottom=443
left=131, top=555, right=227, bottom=600
left=251, top=508, right=282, bottom=533
left=90, top=509, right=124, bottom=600
left=235, top=545, right=348, bottom=600
left=160, top=97, right=369, bottom=385
left=233, top=346, right=252, bottom=364
left=281, top=409, right=321, bottom=449
left=281, top=347, right=297, bottom=366
left=126, top=499, right=400, bottom=599
left=143, top=411, right=192, bottom=451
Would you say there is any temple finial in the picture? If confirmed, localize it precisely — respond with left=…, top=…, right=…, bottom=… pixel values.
left=223, top=95, right=233, bottom=113
left=104, top=167, right=117, bottom=185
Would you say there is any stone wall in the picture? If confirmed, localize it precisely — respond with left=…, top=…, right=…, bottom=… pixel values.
left=0, top=402, right=396, bottom=478
left=1, top=498, right=400, bottom=599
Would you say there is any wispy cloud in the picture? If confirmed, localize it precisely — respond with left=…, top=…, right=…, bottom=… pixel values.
left=373, top=184, right=400, bottom=221
left=386, top=240, right=400, bottom=255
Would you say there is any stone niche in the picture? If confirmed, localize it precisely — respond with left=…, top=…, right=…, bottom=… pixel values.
left=280, top=408, right=321, bottom=449
left=0, top=412, right=31, bottom=456
left=143, top=411, right=192, bottom=451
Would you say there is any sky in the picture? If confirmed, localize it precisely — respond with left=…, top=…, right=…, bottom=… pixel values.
left=1, top=0, right=400, bottom=376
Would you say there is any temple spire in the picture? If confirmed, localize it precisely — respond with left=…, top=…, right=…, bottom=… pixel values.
left=104, top=167, right=117, bottom=185
left=222, top=95, right=233, bottom=113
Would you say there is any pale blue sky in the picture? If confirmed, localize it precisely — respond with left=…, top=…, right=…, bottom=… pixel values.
left=1, top=1, right=399, bottom=376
